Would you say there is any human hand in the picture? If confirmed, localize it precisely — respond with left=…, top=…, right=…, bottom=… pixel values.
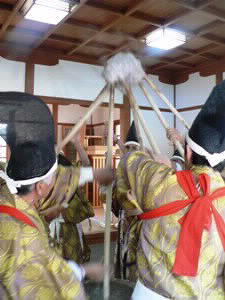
left=93, top=168, right=114, bottom=186
left=82, top=263, right=105, bottom=282
left=166, top=128, right=185, bottom=145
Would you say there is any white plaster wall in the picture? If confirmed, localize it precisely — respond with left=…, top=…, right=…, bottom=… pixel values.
left=34, top=60, right=123, bottom=103
left=57, top=105, right=120, bottom=141
left=176, top=109, right=201, bottom=137
left=58, top=104, right=89, bottom=124
left=176, top=73, right=215, bottom=109
left=133, top=74, right=174, bottom=108
left=132, top=110, right=174, bottom=156
left=0, top=57, right=25, bottom=92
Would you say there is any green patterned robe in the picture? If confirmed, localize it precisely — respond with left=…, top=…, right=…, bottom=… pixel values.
left=116, top=151, right=225, bottom=300
left=40, top=164, right=94, bottom=264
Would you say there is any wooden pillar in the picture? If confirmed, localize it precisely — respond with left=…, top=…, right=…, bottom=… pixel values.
left=25, top=62, right=34, bottom=94
left=120, top=95, right=130, bottom=143
left=53, top=104, right=58, bottom=143
left=216, top=72, right=223, bottom=85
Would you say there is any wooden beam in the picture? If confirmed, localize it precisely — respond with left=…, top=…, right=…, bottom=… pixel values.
left=67, top=0, right=146, bottom=56
left=0, top=0, right=26, bottom=39
left=120, top=95, right=130, bottom=143
left=202, top=5, right=225, bottom=22
left=86, top=0, right=164, bottom=26
left=163, top=9, right=193, bottom=27
left=0, top=2, right=13, bottom=11
left=131, top=11, right=164, bottom=26
left=194, top=20, right=224, bottom=36
left=53, top=104, right=59, bottom=142
left=202, top=33, right=225, bottom=46
left=49, top=34, right=116, bottom=51
left=172, top=0, right=214, bottom=10
left=65, top=18, right=102, bottom=31
left=25, top=62, right=34, bottom=94
left=178, top=105, right=202, bottom=112
left=39, top=95, right=123, bottom=108
left=216, top=72, right=223, bottom=85
left=151, top=43, right=219, bottom=71
left=85, top=0, right=125, bottom=16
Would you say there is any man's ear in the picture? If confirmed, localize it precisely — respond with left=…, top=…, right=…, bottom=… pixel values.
left=35, top=181, right=46, bottom=197
left=186, top=144, right=193, bottom=163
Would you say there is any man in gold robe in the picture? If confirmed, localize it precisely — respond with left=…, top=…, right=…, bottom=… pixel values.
left=0, top=92, right=113, bottom=299
left=116, top=81, right=225, bottom=299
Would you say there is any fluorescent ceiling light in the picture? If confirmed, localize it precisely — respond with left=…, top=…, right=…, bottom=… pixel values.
left=146, top=28, right=186, bottom=50
left=23, top=0, right=79, bottom=25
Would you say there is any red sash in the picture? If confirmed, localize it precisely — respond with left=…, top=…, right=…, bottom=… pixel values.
left=138, top=170, right=225, bottom=276
left=0, top=205, right=37, bottom=228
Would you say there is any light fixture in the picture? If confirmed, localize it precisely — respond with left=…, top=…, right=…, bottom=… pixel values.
left=22, top=0, right=79, bottom=25
left=146, top=27, right=186, bottom=50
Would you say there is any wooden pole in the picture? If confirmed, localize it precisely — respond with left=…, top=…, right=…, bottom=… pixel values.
left=103, top=86, right=114, bottom=300
left=140, top=83, right=184, bottom=157
left=144, top=75, right=190, bottom=129
left=125, top=84, right=161, bottom=154
left=57, top=84, right=110, bottom=152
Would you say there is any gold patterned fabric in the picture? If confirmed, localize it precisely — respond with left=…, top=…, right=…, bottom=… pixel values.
left=41, top=164, right=94, bottom=264
left=116, top=151, right=225, bottom=299
left=0, top=175, right=86, bottom=299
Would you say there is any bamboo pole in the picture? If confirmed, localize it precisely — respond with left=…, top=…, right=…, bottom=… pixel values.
left=144, top=75, right=190, bottom=129
left=103, top=86, right=114, bottom=300
left=124, top=84, right=161, bottom=154
left=57, top=84, right=110, bottom=152
left=140, top=83, right=184, bottom=157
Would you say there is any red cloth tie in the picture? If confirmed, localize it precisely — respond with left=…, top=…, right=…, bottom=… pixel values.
left=138, top=170, right=225, bottom=276
left=0, top=205, right=37, bottom=228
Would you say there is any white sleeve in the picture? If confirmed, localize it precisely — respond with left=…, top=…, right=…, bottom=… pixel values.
left=78, top=167, right=94, bottom=186
left=67, top=261, right=86, bottom=281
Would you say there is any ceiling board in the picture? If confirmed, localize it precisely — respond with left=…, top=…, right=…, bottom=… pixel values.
left=138, top=0, right=182, bottom=19
left=0, top=0, right=224, bottom=81
left=71, top=5, right=117, bottom=25
left=174, top=11, right=216, bottom=31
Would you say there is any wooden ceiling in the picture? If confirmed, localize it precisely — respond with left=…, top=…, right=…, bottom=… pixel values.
left=1, top=0, right=225, bottom=83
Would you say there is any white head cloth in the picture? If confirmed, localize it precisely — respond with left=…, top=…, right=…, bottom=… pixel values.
left=0, top=160, right=58, bottom=194
left=186, top=134, right=225, bottom=167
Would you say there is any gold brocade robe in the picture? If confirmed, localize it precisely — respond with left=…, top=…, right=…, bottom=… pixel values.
left=116, top=151, right=225, bottom=300
left=40, top=164, right=94, bottom=264
left=0, top=176, right=86, bottom=299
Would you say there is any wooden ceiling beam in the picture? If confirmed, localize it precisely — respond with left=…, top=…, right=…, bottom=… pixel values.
left=193, top=20, right=224, bottom=36
left=65, top=18, right=137, bottom=39
left=195, top=0, right=216, bottom=9
left=163, top=9, right=193, bottom=27
left=151, top=42, right=219, bottom=70
left=66, top=0, right=147, bottom=56
left=0, top=2, right=13, bottom=11
left=85, top=0, right=125, bottom=16
left=0, top=0, right=26, bottom=39
left=106, top=8, right=223, bottom=60
left=201, top=33, right=225, bottom=46
left=65, top=18, right=102, bottom=31
left=130, top=11, right=164, bottom=27
left=175, top=53, right=225, bottom=77
left=202, top=5, right=225, bottom=22
left=172, top=0, right=215, bottom=10
left=49, top=34, right=116, bottom=51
